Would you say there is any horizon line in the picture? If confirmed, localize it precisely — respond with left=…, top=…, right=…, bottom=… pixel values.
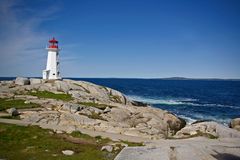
left=0, top=76, right=240, bottom=81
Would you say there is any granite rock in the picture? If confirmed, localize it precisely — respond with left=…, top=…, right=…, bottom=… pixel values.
left=15, top=77, right=30, bottom=85
left=230, top=118, right=240, bottom=131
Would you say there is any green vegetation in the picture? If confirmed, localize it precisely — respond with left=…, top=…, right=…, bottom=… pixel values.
left=73, top=83, right=90, bottom=93
left=70, top=132, right=111, bottom=145
left=70, top=131, right=96, bottom=141
left=94, top=136, right=112, bottom=145
left=167, top=130, right=218, bottom=140
left=28, top=91, right=73, bottom=101
left=89, top=112, right=106, bottom=121
left=0, top=123, right=120, bottom=160
left=192, top=131, right=218, bottom=139
left=110, top=95, right=122, bottom=103
left=78, top=102, right=115, bottom=110
left=99, top=86, right=108, bottom=92
left=120, top=140, right=144, bottom=147
left=0, top=98, right=40, bottom=111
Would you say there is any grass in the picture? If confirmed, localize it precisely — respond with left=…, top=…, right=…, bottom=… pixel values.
left=0, top=98, right=40, bottom=111
left=70, top=132, right=112, bottom=145
left=193, top=131, right=218, bottom=139
left=109, top=95, right=122, bottom=103
left=78, top=102, right=115, bottom=110
left=28, top=91, right=73, bottom=101
left=167, top=130, right=218, bottom=139
left=70, top=131, right=96, bottom=141
left=0, top=123, right=120, bottom=160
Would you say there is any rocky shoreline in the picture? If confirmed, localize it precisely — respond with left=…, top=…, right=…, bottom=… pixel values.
left=0, top=77, right=240, bottom=140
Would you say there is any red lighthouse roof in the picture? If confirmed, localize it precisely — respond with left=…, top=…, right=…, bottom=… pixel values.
left=49, top=37, right=58, bottom=43
left=48, top=37, right=58, bottom=48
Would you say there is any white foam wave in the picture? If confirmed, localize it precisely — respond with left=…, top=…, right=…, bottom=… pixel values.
left=178, top=114, right=231, bottom=125
left=127, top=95, right=197, bottom=105
left=182, top=103, right=239, bottom=109
left=192, top=114, right=231, bottom=126
left=127, top=95, right=239, bottom=109
left=200, top=103, right=239, bottom=109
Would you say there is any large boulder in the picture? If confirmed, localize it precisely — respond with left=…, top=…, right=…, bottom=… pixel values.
left=163, top=112, right=186, bottom=135
left=175, top=121, right=240, bottom=139
left=6, top=108, right=19, bottom=116
left=230, top=118, right=240, bottom=131
left=101, top=145, right=113, bottom=152
left=15, top=77, right=30, bottom=85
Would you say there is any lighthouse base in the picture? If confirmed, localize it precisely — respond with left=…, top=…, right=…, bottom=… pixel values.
left=42, top=70, right=61, bottom=80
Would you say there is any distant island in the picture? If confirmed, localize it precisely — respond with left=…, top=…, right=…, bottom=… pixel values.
left=157, top=77, right=240, bottom=81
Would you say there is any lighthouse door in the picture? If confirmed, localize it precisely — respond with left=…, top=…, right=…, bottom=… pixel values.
left=42, top=70, right=50, bottom=79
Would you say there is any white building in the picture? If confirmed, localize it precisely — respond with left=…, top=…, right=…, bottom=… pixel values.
left=42, top=37, right=61, bottom=80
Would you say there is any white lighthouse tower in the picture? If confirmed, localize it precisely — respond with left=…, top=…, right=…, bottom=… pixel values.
left=42, top=37, right=61, bottom=80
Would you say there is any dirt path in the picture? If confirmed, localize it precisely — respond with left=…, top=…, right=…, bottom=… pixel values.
left=0, top=118, right=30, bottom=126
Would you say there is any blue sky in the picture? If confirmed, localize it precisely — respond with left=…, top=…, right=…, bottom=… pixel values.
left=0, top=0, right=240, bottom=78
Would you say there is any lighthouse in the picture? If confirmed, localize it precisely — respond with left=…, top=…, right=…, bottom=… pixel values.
left=42, top=37, right=61, bottom=80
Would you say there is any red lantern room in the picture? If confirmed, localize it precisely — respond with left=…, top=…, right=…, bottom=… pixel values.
left=48, top=37, right=58, bottom=48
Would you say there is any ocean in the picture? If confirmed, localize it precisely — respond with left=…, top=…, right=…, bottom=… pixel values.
left=1, top=77, right=240, bottom=125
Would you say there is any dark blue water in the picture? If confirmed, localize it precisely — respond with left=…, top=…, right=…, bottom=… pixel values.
left=1, top=77, right=240, bottom=124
